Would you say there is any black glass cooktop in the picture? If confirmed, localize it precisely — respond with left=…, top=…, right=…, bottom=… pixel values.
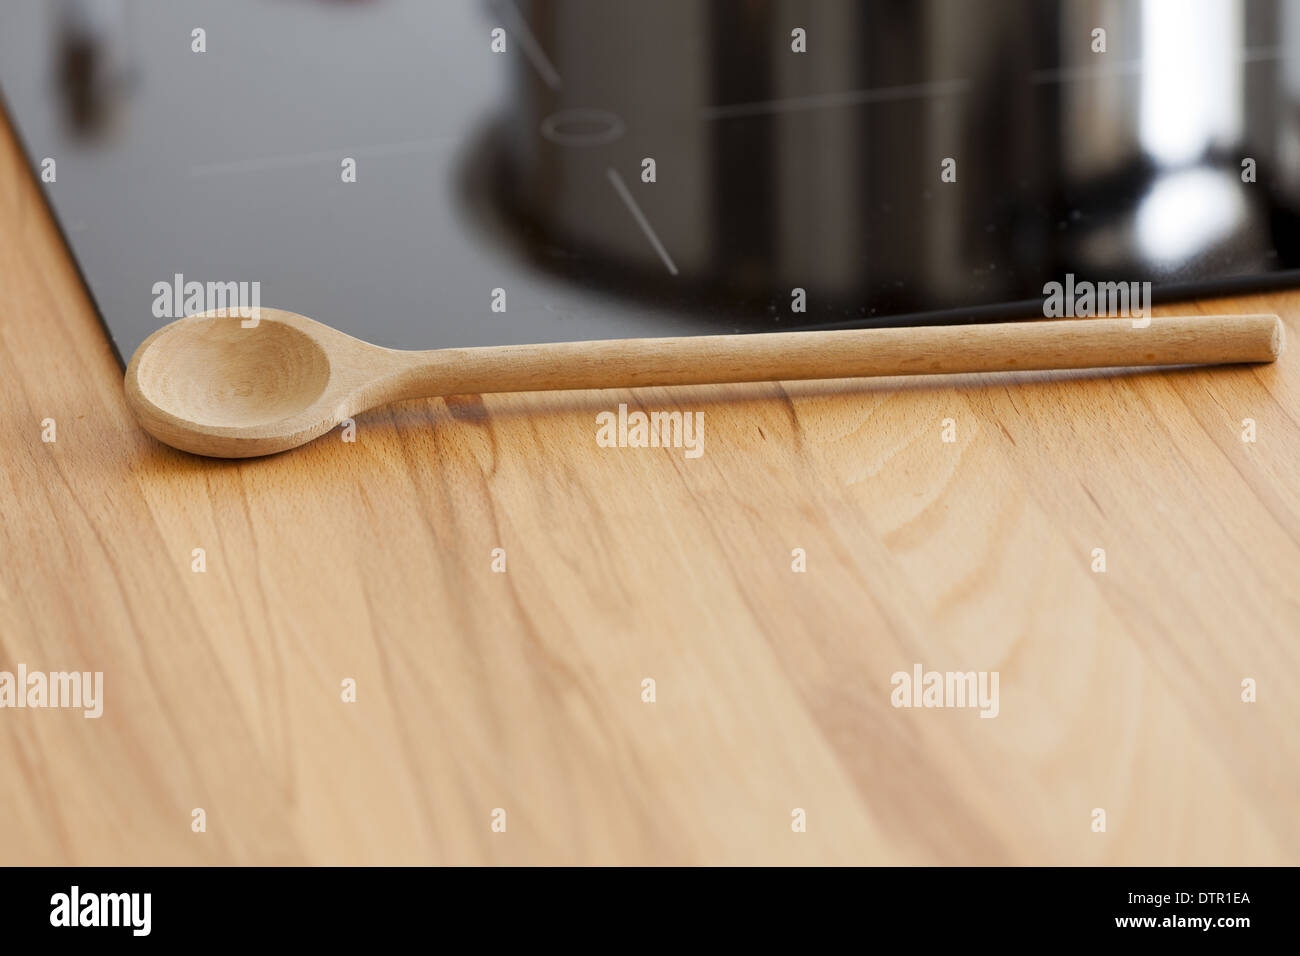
left=3, top=0, right=1300, bottom=365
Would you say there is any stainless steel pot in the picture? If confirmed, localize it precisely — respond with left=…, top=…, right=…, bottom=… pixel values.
left=492, top=0, right=1299, bottom=320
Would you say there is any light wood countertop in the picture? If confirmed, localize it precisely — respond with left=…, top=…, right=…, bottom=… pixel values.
left=2, top=109, right=1297, bottom=865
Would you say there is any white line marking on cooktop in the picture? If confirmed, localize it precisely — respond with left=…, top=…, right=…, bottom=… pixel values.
left=701, top=78, right=970, bottom=121
left=500, top=0, right=562, bottom=92
left=606, top=167, right=678, bottom=277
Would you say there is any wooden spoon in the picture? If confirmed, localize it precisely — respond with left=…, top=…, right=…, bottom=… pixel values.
left=124, top=308, right=1284, bottom=458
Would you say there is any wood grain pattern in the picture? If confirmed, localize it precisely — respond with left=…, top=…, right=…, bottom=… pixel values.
left=2, top=109, right=1298, bottom=865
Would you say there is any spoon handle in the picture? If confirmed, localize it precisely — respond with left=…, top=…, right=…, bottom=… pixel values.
left=385, top=314, right=1283, bottom=399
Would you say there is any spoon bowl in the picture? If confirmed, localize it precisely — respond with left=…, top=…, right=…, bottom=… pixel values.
left=125, top=309, right=379, bottom=457
left=134, top=314, right=332, bottom=427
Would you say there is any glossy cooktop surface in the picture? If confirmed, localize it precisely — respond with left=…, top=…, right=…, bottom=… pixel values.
left=2, top=0, right=1300, bottom=363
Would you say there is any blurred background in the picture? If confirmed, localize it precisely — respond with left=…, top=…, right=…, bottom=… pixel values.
left=1, top=0, right=1299, bottom=362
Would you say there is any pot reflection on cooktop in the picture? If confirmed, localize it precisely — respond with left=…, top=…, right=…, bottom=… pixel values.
left=1, top=0, right=1298, bottom=363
